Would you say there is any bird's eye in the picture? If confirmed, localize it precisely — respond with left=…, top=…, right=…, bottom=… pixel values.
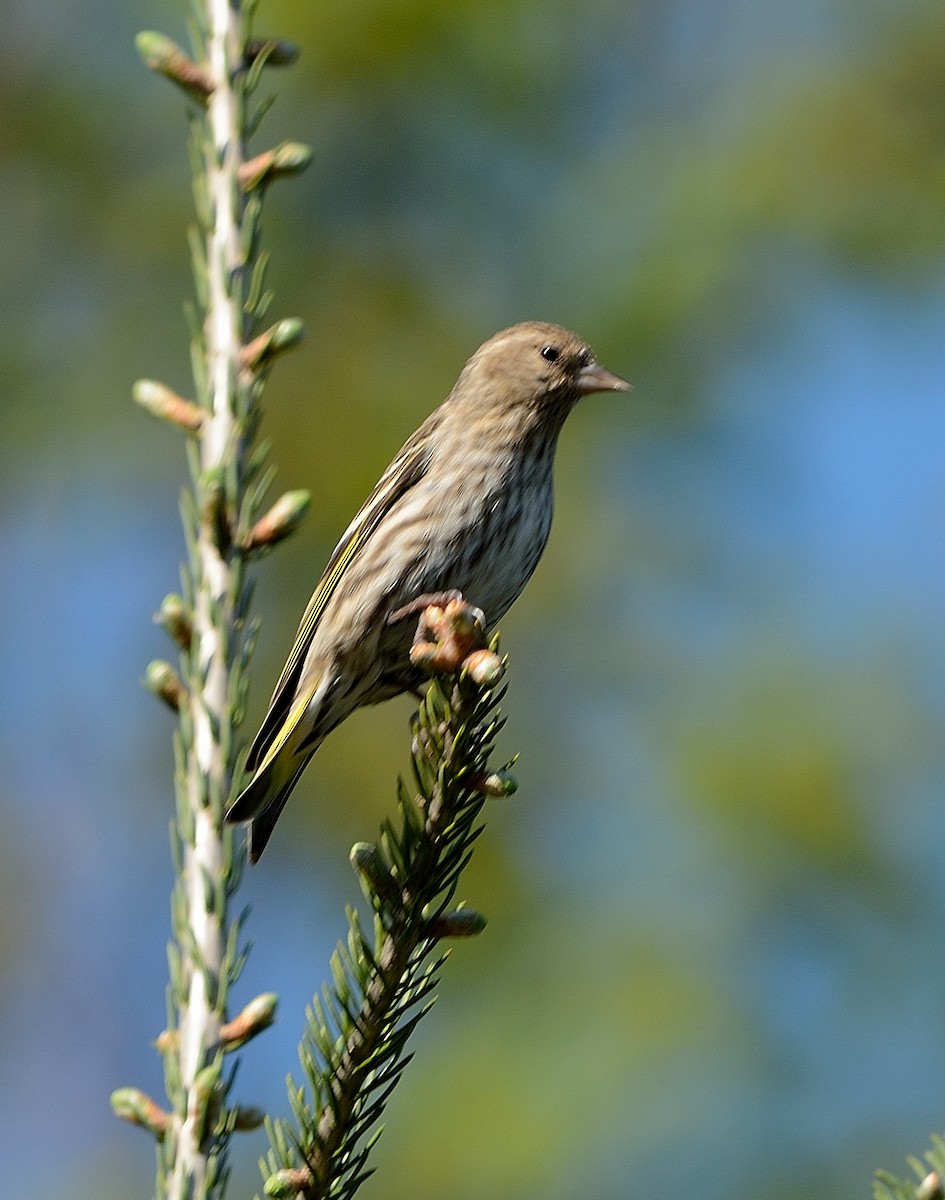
left=540, top=345, right=560, bottom=362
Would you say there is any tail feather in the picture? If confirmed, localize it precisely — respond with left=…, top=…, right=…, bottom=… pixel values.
left=247, top=757, right=312, bottom=863
left=226, top=734, right=321, bottom=862
left=226, top=681, right=322, bottom=861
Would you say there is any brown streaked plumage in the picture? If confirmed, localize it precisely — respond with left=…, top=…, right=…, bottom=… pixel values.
left=226, top=321, right=631, bottom=861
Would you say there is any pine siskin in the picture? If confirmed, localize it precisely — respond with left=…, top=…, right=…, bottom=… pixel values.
left=226, top=321, right=631, bottom=860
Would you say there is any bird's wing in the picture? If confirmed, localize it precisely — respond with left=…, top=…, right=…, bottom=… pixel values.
left=244, top=436, right=433, bottom=772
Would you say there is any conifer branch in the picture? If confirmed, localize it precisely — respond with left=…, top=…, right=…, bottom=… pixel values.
left=121, top=8, right=517, bottom=1200
left=261, top=612, right=513, bottom=1200
left=113, top=2, right=310, bottom=1197
left=876, top=1138, right=945, bottom=1200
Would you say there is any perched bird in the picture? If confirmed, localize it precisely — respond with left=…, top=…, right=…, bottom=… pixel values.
left=226, top=321, right=631, bottom=861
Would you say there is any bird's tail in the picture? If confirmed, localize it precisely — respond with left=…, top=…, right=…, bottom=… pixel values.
left=230, top=750, right=315, bottom=863
left=225, top=700, right=322, bottom=862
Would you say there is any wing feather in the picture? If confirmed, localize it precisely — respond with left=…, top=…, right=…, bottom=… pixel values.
left=244, top=437, right=432, bottom=771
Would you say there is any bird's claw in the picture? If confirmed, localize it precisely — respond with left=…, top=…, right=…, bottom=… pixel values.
left=387, top=590, right=469, bottom=626
left=399, top=596, right=489, bottom=675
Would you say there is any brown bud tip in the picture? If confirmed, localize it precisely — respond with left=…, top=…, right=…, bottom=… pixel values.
left=231, top=1104, right=266, bottom=1131
left=239, top=142, right=313, bottom=191
left=244, top=490, right=311, bottom=552
left=155, top=593, right=193, bottom=650
left=133, top=379, right=203, bottom=432
left=220, top=992, right=278, bottom=1050
left=463, top=648, right=504, bottom=687
left=240, top=319, right=305, bottom=372
left=153, top=1028, right=179, bottom=1054
left=425, top=907, right=488, bottom=939
left=144, top=660, right=186, bottom=712
left=265, top=1168, right=315, bottom=1198
left=918, top=1173, right=944, bottom=1200
left=135, top=31, right=212, bottom=99
left=111, top=1087, right=170, bottom=1140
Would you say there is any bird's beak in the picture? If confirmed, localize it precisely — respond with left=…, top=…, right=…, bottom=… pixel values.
left=575, top=361, right=633, bottom=396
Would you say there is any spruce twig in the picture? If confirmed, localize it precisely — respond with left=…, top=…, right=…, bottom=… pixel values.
left=261, top=612, right=512, bottom=1200
left=113, top=3, right=310, bottom=1198
left=876, top=1139, right=945, bottom=1200
left=119, top=7, right=516, bottom=1200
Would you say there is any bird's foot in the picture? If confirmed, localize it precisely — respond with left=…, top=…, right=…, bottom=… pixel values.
left=387, top=590, right=479, bottom=627
left=390, top=594, right=489, bottom=675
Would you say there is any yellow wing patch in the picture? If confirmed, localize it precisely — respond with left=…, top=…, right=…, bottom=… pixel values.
left=252, top=684, right=318, bottom=777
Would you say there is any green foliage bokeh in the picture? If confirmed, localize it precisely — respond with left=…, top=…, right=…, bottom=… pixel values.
left=2, top=2, right=945, bottom=1198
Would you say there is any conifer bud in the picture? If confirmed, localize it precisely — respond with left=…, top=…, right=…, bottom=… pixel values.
left=265, top=1167, right=314, bottom=1198
left=153, top=1028, right=178, bottom=1055
left=135, top=32, right=212, bottom=99
left=240, top=319, right=305, bottom=372
left=469, top=768, right=517, bottom=797
left=192, top=1062, right=222, bottom=1139
left=244, top=491, right=311, bottom=552
left=133, top=379, right=204, bottom=433
left=155, top=593, right=192, bottom=650
left=201, top=468, right=232, bottom=554
left=110, top=1087, right=170, bottom=1140
left=231, top=1105, right=266, bottom=1131
left=425, top=907, right=488, bottom=939
left=144, top=660, right=186, bottom=711
left=240, top=142, right=313, bottom=191
left=463, top=648, right=504, bottom=686
left=220, top=993, right=278, bottom=1050
left=350, top=842, right=402, bottom=911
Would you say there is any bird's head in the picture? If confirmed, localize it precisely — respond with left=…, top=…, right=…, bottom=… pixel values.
left=454, top=321, right=631, bottom=427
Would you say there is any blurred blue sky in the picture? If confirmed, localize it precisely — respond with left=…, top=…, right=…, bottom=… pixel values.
left=2, top=2, right=944, bottom=1199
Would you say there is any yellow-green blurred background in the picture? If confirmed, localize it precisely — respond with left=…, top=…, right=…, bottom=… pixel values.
left=3, top=1, right=945, bottom=1197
